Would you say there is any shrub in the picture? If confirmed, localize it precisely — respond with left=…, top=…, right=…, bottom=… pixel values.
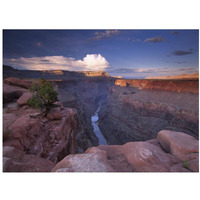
left=28, top=78, right=58, bottom=115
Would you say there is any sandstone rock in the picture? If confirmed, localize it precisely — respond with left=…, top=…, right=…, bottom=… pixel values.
left=187, top=158, right=199, bottom=172
left=3, top=146, right=54, bottom=172
left=17, top=92, right=32, bottom=105
left=3, top=113, right=17, bottom=137
left=3, top=157, right=13, bottom=172
left=7, top=114, right=40, bottom=150
left=170, top=163, right=191, bottom=172
left=3, top=83, right=26, bottom=103
left=53, top=101, right=63, bottom=107
left=120, top=142, right=179, bottom=172
left=157, top=130, right=199, bottom=161
left=3, top=106, right=77, bottom=164
left=6, top=102, right=19, bottom=111
left=4, top=77, right=31, bottom=89
left=52, top=147, right=114, bottom=172
left=47, top=107, right=62, bottom=120
left=29, top=112, right=41, bottom=118
left=115, top=79, right=199, bottom=94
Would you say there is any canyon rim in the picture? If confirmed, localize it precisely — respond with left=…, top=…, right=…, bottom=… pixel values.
left=2, top=29, right=199, bottom=172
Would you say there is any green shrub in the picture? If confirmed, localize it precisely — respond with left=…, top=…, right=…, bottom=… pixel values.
left=27, top=95, right=43, bottom=109
left=182, top=160, right=190, bottom=169
left=28, top=78, right=58, bottom=115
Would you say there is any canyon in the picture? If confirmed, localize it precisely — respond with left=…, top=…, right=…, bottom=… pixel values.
left=2, top=65, right=199, bottom=172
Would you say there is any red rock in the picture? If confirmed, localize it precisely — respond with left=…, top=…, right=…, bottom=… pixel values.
left=4, top=106, right=77, bottom=164
left=6, top=102, right=19, bottom=111
left=7, top=114, right=40, bottom=150
left=3, top=83, right=27, bottom=103
left=53, top=101, right=63, bottom=107
left=157, top=130, right=199, bottom=161
left=3, top=146, right=54, bottom=172
left=4, top=77, right=32, bottom=89
left=52, top=147, right=114, bottom=172
left=120, top=142, right=179, bottom=172
left=188, top=158, right=199, bottom=172
left=47, top=107, right=62, bottom=120
left=3, top=113, right=17, bottom=137
left=170, top=163, right=191, bottom=172
left=17, top=92, right=32, bottom=105
left=115, top=79, right=199, bottom=94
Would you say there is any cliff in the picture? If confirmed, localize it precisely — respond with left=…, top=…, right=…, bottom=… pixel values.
left=98, top=84, right=198, bottom=145
left=3, top=78, right=78, bottom=172
left=115, top=79, right=199, bottom=93
left=78, top=71, right=110, bottom=77
left=146, top=73, right=199, bottom=80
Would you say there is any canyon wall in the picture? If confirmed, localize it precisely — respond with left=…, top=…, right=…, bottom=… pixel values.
left=115, top=79, right=199, bottom=93
left=56, top=78, right=115, bottom=152
left=99, top=79, right=199, bottom=145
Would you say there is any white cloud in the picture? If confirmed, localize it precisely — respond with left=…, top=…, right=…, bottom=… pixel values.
left=92, top=30, right=120, bottom=40
left=4, top=54, right=110, bottom=71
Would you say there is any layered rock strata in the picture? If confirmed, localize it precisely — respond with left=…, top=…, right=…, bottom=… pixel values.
left=115, top=79, right=199, bottom=94
left=57, top=78, right=115, bottom=152
left=99, top=84, right=198, bottom=145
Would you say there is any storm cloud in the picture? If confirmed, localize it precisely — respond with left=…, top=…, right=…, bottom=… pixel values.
left=172, top=50, right=193, bottom=56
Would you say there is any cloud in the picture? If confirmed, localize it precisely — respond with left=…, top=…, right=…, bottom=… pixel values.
left=144, top=36, right=165, bottom=43
left=171, top=31, right=179, bottom=35
left=3, top=54, right=110, bottom=71
left=129, top=38, right=141, bottom=43
left=92, top=30, right=120, bottom=40
left=172, top=49, right=193, bottom=56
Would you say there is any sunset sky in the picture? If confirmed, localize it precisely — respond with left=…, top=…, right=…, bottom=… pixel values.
left=3, top=29, right=199, bottom=78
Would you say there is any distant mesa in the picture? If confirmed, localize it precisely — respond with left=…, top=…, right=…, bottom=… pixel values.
left=78, top=71, right=110, bottom=77
left=42, top=70, right=64, bottom=75
left=145, top=73, right=199, bottom=80
left=112, top=75, right=122, bottom=79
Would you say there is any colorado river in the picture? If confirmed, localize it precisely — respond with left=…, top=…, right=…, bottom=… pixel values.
left=91, top=102, right=108, bottom=145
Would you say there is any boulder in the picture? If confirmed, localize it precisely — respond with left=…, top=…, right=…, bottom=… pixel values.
left=52, top=147, right=114, bottom=172
left=157, top=130, right=199, bottom=161
left=17, top=92, right=32, bottom=105
left=5, top=102, right=19, bottom=111
left=4, top=77, right=31, bottom=89
left=3, top=113, right=17, bottom=139
left=3, top=83, right=26, bottom=103
left=120, top=142, right=179, bottom=172
left=3, top=146, right=54, bottom=172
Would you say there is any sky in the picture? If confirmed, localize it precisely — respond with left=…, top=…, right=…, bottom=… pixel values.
left=3, top=29, right=199, bottom=78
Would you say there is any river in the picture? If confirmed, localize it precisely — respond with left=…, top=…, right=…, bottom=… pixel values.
left=91, top=102, right=108, bottom=145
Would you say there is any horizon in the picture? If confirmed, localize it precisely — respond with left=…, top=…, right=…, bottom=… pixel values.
left=3, top=29, right=199, bottom=79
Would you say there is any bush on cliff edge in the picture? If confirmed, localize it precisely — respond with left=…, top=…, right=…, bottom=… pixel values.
left=27, top=78, right=58, bottom=115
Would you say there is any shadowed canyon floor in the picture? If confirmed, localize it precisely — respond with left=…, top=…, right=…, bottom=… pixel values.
left=2, top=66, right=199, bottom=172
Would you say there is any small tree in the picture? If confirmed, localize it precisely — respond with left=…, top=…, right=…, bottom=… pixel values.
left=28, top=78, right=58, bottom=115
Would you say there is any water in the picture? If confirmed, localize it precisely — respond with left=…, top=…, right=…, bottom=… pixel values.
left=91, top=102, right=108, bottom=145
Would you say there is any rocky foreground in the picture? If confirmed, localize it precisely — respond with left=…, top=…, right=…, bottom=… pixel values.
left=2, top=77, right=199, bottom=172
left=52, top=130, right=199, bottom=172
left=3, top=130, right=199, bottom=172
